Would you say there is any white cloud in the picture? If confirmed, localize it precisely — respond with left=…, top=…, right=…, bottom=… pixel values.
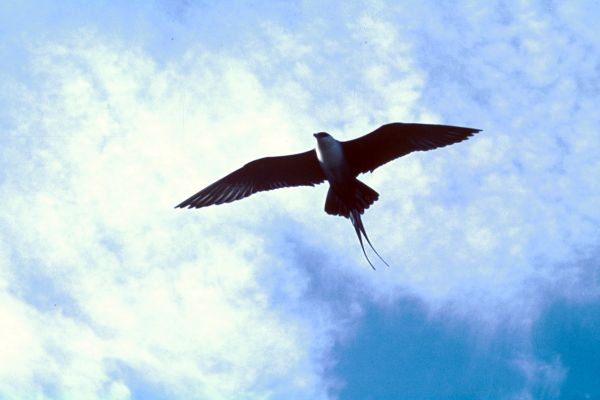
left=2, top=1, right=600, bottom=398
left=332, top=1, right=600, bottom=325
left=1, top=33, right=346, bottom=399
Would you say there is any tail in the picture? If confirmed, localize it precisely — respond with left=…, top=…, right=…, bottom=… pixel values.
left=325, top=180, right=378, bottom=217
left=324, top=180, right=388, bottom=269
left=349, top=209, right=389, bottom=270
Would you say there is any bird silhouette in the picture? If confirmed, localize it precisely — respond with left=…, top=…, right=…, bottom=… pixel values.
left=176, top=122, right=481, bottom=269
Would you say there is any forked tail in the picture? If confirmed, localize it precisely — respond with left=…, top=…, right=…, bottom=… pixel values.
left=349, top=209, right=389, bottom=270
left=324, top=179, right=388, bottom=269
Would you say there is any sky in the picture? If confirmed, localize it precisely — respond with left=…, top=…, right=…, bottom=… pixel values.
left=1, top=1, right=599, bottom=399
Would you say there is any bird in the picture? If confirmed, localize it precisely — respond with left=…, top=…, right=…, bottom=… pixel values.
left=176, top=122, right=481, bottom=269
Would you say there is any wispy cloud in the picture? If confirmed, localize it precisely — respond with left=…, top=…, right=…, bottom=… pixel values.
left=1, top=1, right=599, bottom=399
left=0, top=33, right=348, bottom=399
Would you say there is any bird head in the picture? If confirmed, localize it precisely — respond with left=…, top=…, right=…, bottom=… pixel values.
left=313, top=132, right=331, bottom=140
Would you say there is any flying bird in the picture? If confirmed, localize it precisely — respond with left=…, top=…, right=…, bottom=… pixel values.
left=176, top=123, right=481, bottom=269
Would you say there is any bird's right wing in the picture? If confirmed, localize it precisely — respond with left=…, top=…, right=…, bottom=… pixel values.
left=342, top=123, right=481, bottom=175
left=176, top=150, right=325, bottom=209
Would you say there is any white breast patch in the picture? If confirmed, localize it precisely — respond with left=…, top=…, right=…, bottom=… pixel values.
left=316, top=137, right=348, bottom=182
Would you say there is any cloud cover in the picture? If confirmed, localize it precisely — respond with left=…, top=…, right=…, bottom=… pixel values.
left=1, top=1, right=599, bottom=399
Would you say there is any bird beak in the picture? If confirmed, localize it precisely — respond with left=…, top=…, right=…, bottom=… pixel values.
left=313, top=133, right=318, bottom=138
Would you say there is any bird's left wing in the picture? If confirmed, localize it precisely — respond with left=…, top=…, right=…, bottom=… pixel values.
left=176, top=150, right=325, bottom=209
left=342, top=123, right=481, bottom=175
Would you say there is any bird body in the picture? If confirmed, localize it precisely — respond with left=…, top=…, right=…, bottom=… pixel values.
left=177, top=122, right=481, bottom=269
left=314, top=132, right=385, bottom=267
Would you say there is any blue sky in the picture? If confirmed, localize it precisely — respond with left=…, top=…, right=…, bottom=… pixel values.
left=1, top=1, right=599, bottom=399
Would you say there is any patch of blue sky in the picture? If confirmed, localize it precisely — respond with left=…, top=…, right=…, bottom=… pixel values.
left=336, top=299, right=527, bottom=399
left=532, top=299, right=600, bottom=399
left=107, top=361, right=172, bottom=400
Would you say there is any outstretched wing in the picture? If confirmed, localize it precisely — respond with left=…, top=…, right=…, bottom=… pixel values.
left=176, top=150, right=325, bottom=209
left=342, top=123, right=481, bottom=175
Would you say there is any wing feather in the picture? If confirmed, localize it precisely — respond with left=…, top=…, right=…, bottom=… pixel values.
left=176, top=150, right=325, bottom=209
left=342, top=123, right=481, bottom=175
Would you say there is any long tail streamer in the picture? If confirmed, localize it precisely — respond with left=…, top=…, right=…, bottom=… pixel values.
left=349, top=210, right=389, bottom=270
